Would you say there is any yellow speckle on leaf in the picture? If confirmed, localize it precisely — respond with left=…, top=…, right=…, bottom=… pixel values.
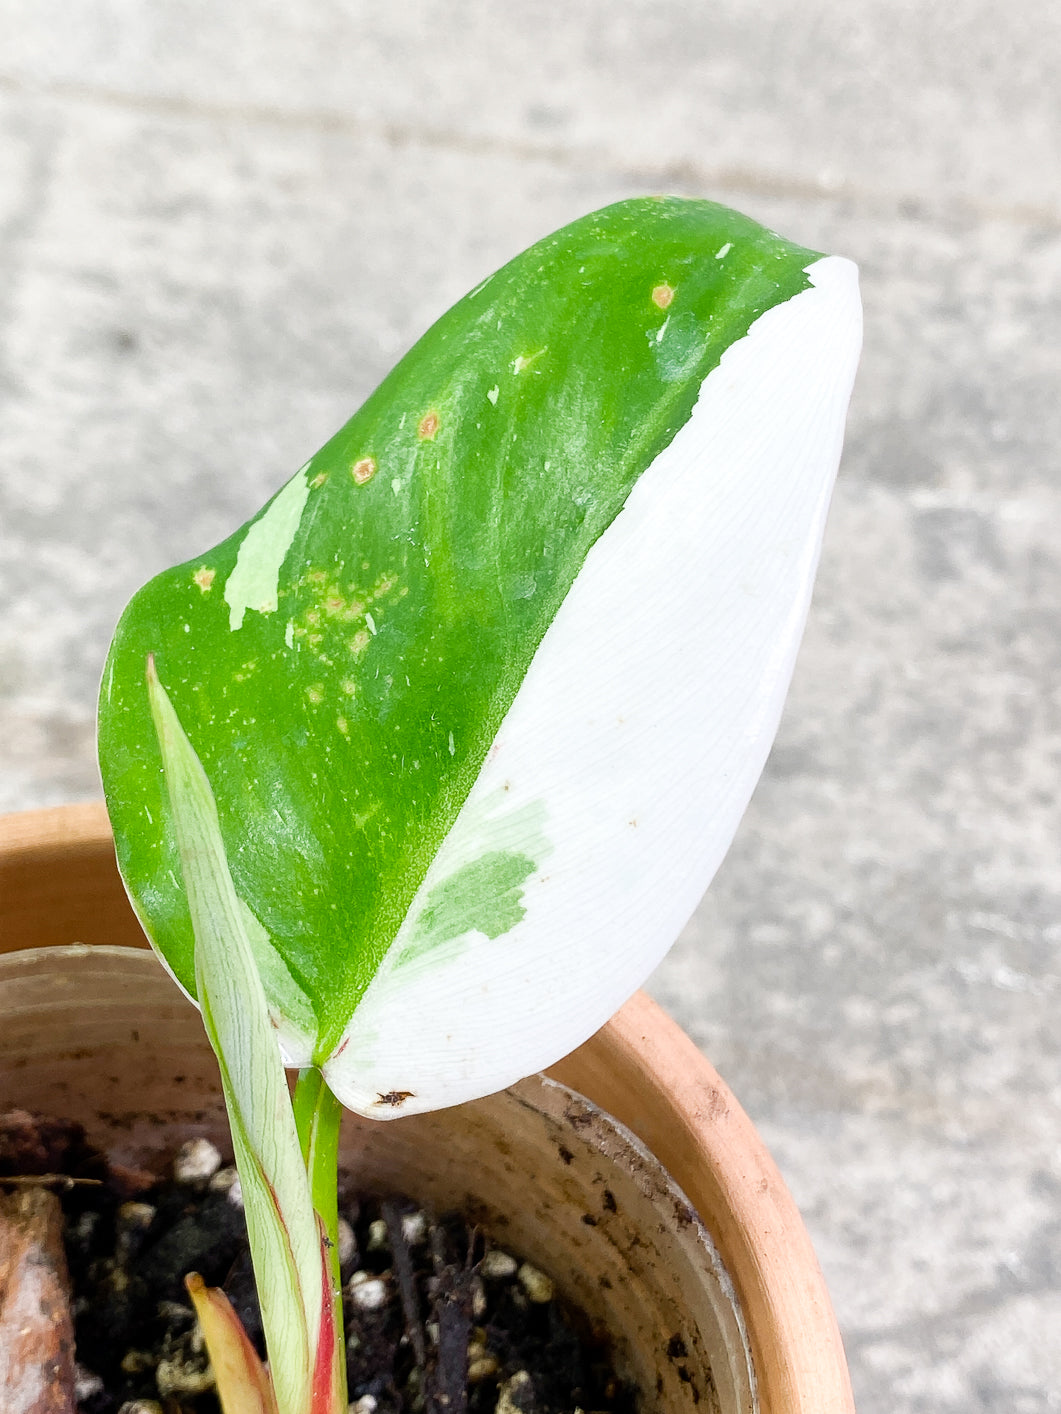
left=349, top=630, right=371, bottom=656
left=417, top=411, right=440, bottom=440
left=336, top=716, right=350, bottom=736
left=651, top=283, right=675, bottom=309
left=192, top=567, right=215, bottom=593
left=307, top=684, right=324, bottom=705
left=310, top=472, right=328, bottom=488
left=341, top=679, right=357, bottom=696
left=352, top=456, right=377, bottom=485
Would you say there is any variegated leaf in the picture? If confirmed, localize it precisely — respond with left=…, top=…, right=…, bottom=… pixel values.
left=99, top=197, right=861, bottom=1117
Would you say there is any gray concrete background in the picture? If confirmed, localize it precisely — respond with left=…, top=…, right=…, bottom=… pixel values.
left=1, top=4, right=1058, bottom=1410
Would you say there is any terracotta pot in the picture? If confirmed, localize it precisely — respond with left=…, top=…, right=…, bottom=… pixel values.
left=0, top=804, right=853, bottom=1414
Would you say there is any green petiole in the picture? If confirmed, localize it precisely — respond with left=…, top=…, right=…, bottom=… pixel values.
left=293, top=1067, right=347, bottom=1410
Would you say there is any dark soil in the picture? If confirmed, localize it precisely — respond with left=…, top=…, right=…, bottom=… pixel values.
left=0, top=1111, right=637, bottom=1414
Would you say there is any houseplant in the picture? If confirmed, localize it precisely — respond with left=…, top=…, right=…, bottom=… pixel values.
left=3, top=196, right=860, bottom=1411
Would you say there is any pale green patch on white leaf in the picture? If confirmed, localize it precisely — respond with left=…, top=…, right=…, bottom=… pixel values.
left=225, top=467, right=312, bottom=631
left=324, top=256, right=862, bottom=1119
left=324, top=792, right=550, bottom=1110
left=394, top=848, right=537, bottom=966
left=389, top=791, right=550, bottom=972
left=146, top=661, right=322, bottom=1414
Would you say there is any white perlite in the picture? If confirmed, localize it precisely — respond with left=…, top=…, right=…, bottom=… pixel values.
left=348, top=1270, right=388, bottom=1311
left=401, top=1210, right=427, bottom=1245
left=337, top=1216, right=356, bottom=1267
left=74, top=1366, right=104, bottom=1402
left=366, top=1218, right=388, bottom=1251
left=517, top=1262, right=554, bottom=1303
left=173, top=1138, right=222, bottom=1184
left=496, top=1370, right=534, bottom=1414
left=479, top=1248, right=517, bottom=1279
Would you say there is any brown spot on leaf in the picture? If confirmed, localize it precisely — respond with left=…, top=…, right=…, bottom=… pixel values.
left=374, top=1090, right=416, bottom=1108
left=651, top=283, right=675, bottom=309
left=192, top=567, right=215, bottom=593
left=417, top=411, right=440, bottom=441
left=352, top=456, right=377, bottom=485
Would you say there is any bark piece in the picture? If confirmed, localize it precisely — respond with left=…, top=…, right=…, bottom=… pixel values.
left=0, top=1187, right=77, bottom=1414
left=425, top=1223, right=474, bottom=1414
left=382, top=1199, right=426, bottom=1367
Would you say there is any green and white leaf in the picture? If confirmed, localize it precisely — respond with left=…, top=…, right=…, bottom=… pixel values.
left=100, top=197, right=861, bottom=1118
left=147, top=661, right=323, bottom=1414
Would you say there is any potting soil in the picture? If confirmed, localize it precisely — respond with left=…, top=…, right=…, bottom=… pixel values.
left=0, top=1110, right=637, bottom=1414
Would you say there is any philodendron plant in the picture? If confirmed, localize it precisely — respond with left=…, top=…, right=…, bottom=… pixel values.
left=98, top=197, right=861, bottom=1414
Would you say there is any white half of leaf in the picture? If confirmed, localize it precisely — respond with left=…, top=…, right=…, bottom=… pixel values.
left=324, top=255, right=862, bottom=1119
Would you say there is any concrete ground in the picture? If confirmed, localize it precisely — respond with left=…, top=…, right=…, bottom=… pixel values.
left=1, top=4, right=1058, bottom=1410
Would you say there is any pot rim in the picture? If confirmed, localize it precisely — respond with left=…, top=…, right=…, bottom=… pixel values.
left=0, top=802, right=853, bottom=1414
